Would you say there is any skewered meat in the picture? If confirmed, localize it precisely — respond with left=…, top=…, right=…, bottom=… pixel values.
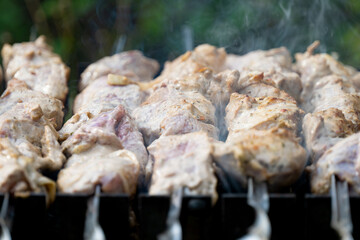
left=213, top=128, right=306, bottom=189
left=2, top=36, right=53, bottom=74
left=310, top=132, right=360, bottom=194
left=212, top=72, right=306, bottom=189
left=148, top=131, right=217, bottom=203
left=73, top=76, right=147, bottom=114
left=227, top=47, right=302, bottom=101
left=294, top=41, right=356, bottom=104
left=0, top=37, right=67, bottom=201
left=79, top=50, right=159, bottom=91
left=62, top=52, right=159, bottom=142
left=213, top=92, right=306, bottom=188
left=1, top=36, right=69, bottom=101
left=225, top=93, right=304, bottom=141
left=60, top=83, right=145, bottom=141
left=154, top=69, right=239, bottom=107
left=152, top=69, right=240, bottom=140
left=303, top=108, right=357, bottom=161
left=0, top=79, right=65, bottom=171
left=296, top=43, right=360, bottom=163
left=1, top=79, right=64, bottom=130
left=156, top=44, right=226, bottom=83
left=0, top=138, right=55, bottom=198
left=61, top=77, right=147, bottom=141
left=62, top=105, right=147, bottom=169
left=12, top=62, right=69, bottom=102
left=133, top=84, right=218, bottom=145
left=57, top=149, right=139, bottom=195
left=58, top=106, right=145, bottom=193
left=302, top=75, right=360, bottom=124
left=236, top=71, right=296, bottom=102
left=0, top=102, right=65, bottom=170
left=295, top=42, right=360, bottom=195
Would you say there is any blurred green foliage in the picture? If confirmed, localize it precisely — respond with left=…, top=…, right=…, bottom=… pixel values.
left=1, top=0, right=360, bottom=112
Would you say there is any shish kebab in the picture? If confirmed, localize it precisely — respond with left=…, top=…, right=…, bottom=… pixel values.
left=296, top=42, right=360, bottom=240
left=0, top=36, right=69, bottom=200
left=0, top=36, right=69, bottom=239
left=214, top=47, right=306, bottom=240
left=54, top=49, right=160, bottom=240
left=58, top=50, right=159, bottom=194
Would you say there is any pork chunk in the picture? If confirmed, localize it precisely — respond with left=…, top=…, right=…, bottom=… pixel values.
left=227, top=47, right=302, bottom=100
left=1, top=36, right=69, bottom=101
left=73, top=76, right=146, bottom=114
left=0, top=138, right=55, bottom=198
left=58, top=105, right=148, bottom=191
left=214, top=128, right=306, bottom=189
left=0, top=103, right=65, bottom=170
left=148, top=132, right=217, bottom=203
left=156, top=44, right=226, bottom=83
left=0, top=79, right=64, bottom=129
left=295, top=42, right=356, bottom=104
left=79, top=51, right=159, bottom=91
left=225, top=93, right=304, bottom=141
left=303, top=109, right=358, bottom=162
left=57, top=148, right=139, bottom=195
left=133, top=87, right=218, bottom=145
left=310, top=132, right=360, bottom=194
left=302, top=75, right=360, bottom=125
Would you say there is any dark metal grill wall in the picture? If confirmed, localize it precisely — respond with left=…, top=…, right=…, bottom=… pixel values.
left=2, top=193, right=359, bottom=240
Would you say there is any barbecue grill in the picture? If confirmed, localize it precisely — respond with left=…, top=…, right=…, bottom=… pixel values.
left=1, top=189, right=359, bottom=239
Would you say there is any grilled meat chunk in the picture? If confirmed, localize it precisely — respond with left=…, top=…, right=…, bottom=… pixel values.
left=217, top=80, right=306, bottom=189
left=60, top=81, right=145, bottom=141
left=0, top=102, right=65, bottom=170
left=156, top=44, right=226, bottom=83
left=301, top=75, right=360, bottom=124
left=0, top=138, right=55, bottom=198
left=154, top=69, right=239, bottom=107
left=296, top=43, right=360, bottom=163
left=227, top=47, right=302, bottom=100
left=1, top=79, right=64, bottom=130
left=12, top=62, right=69, bottom=101
left=57, top=149, right=139, bottom=195
left=214, top=128, right=306, bottom=189
left=79, top=50, right=159, bottom=91
left=73, top=76, right=146, bottom=114
left=310, top=132, right=360, bottom=194
left=59, top=106, right=146, bottom=193
left=148, top=132, right=217, bottom=203
left=236, top=71, right=296, bottom=102
left=1, top=36, right=69, bottom=101
left=303, top=109, right=358, bottom=162
left=225, top=93, right=304, bottom=141
left=133, top=86, right=218, bottom=145
left=154, top=69, right=240, bottom=140
left=294, top=41, right=356, bottom=104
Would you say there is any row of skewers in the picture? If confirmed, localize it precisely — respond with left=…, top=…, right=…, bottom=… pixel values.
left=0, top=36, right=360, bottom=239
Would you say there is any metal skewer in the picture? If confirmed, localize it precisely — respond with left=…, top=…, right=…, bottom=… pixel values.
left=84, top=185, right=105, bottom=240
left=158, top=188, right=183, bottom=240
left=240, top=178, right=271, bottom=240
left=0, top=193, right=11, bottom=240
left=182, top=25, right=193, bottom=52
left=330, top=175, right=353, bottom=240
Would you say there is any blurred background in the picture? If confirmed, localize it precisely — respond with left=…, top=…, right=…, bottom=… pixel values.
left=1, top=0, right=360, bottom=110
